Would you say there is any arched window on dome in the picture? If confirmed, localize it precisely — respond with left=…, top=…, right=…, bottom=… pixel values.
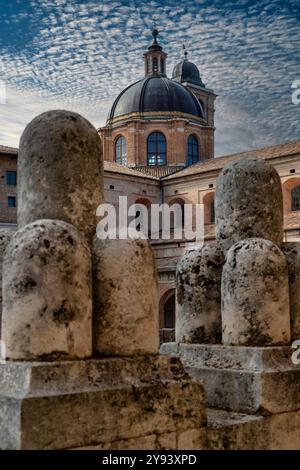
left=292, top=185, right=300, bottom=211
left=147, top=132, right=167, bottom=166
left=187, top=135, right=199, bottom=166
left=115, top=136, right=127, bottom=166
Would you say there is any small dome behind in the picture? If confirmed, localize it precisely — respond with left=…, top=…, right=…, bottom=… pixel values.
left=172, top=59, right=205, bottom=87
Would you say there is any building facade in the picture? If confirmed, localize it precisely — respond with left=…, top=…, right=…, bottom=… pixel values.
left=0, top=31, right=300, bottom=342
left=0, top=145, right=17, bottom=228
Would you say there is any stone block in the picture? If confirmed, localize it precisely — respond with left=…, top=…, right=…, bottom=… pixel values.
left=177, top=428, right=207, bottom=450
left=160, top=343, right=300, bottom=414
left=0, top=356, right=206, bottom=450
left=206, top=408, right=300, bottom=450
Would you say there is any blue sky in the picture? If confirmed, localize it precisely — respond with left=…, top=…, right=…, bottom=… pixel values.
left=0, top=0, right=299, bottom=155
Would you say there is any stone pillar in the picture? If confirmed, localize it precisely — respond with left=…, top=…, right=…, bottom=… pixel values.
left=2, top=220, right=92, bottom=360
left=18, top=110, right=103, bottom=242
left=215, top=158, right=283, bottom=253
left=176, top=242, right=224, bottom=344
left=0, top=230, right=13, bottom=336
left=282, top=242, right=300, bottom=340
left=92, top=237, right=159, bottom=356
left=222, top=238, right=290, bottom=346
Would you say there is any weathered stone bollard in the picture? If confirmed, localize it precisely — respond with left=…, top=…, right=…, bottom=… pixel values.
left=18, top=110, right=103, bottom=242
left=92, top=237, right=159, bottom=356
left=2, top=219, right=92, bottom=360
left=176, top=242, right=224, bottom=344
left=0, top=110, right=208, bottom=451
left=222, top=238, right=290, bottom=346
left=215, top=158, right=283, bottom=253
left=282, top=242, right=300, bottom=340
left=0, top=229, right=13, bottom=337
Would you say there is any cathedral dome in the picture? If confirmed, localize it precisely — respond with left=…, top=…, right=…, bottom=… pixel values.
left=108, top=76, right=204, bottom=121
left=172, top=59, right=205, bottom=87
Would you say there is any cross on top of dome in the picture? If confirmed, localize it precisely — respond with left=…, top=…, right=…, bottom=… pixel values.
left=182, top=44, right=188, bottom=60
left=148, top=27, right=163, bottom=52
left=144, top=28, right=167, bottom=76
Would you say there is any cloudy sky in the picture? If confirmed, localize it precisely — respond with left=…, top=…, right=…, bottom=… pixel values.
left=0, top=0, right=299, bottom=156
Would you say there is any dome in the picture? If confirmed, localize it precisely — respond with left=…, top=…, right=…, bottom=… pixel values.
left=172, top=59, right=205, bottom=87
left=108, top=76, right=204, bottom=121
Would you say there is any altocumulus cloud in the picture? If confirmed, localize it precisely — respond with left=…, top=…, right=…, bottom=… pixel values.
left=0, top=0, right=299, bottom=155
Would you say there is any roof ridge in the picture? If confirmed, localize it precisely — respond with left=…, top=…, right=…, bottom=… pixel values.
left=0, top=145, right=18, bottom=154
left=104, top=161, right=159, bottom=180
left=216, top=139, right=300, bottom=160
left=162, top=139, right=300, bottom=180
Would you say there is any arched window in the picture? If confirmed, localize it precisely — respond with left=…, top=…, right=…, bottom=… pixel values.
left=147, top=132, right=167, bottom=166
left=210, top=198, right=215, bottom=223
left=134, top=198, right=151, bottom=236
left=187, top=135, right=199, bottom=166
left=160, top=58, right=165, bottom=74
left=164, top=294, right=175, bottom=329
left=203, top=192, right=215, bottom=225
left=169, top=198, right=185, bottom=232
left=292, top=186, right=300, bottom=211
left=159, top=290, right=176, bottom=343
left=115, top=136, right=127, bottom=166
left=153, top=57, right=158, bottom=73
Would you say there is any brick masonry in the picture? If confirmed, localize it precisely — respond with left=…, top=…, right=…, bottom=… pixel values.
left=0, top=150, right=17, bottom=224
left=1, top=142, right=300, bottom=339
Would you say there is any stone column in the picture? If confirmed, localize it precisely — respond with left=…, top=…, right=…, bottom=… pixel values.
left=92, top=237, right=159, bottom=356
left=282, top=242, right=300, bottom=340
left=2, top=220, right=92, bottom=360
left=0, top=230, right=13, bottom=337
left=215, top=158, right=283, bottom=253
left=222, top=238, right=290, bottom=346
left=18, top=110, right=103, bottom=243
left=176, top=242, right=224, bottom=344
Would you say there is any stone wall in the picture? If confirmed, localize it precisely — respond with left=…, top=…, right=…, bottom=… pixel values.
left=0, top=110, right=207, bottom=450
left=0, top=152, right=17, bottom=224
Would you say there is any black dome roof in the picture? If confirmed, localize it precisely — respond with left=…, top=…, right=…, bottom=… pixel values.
left=108, top=76, right=204, bottom=121
left=172, top=59, right=205, bottom=87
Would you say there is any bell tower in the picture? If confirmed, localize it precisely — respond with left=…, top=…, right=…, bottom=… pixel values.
left=143, top=29, right=167, bottom=77
left=172, top=46, right=217, bottom=129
